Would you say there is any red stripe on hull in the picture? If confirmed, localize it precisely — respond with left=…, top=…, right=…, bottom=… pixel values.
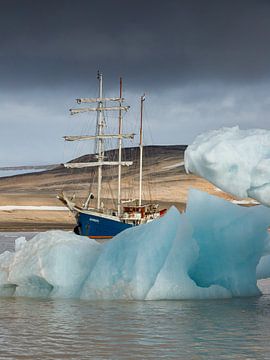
left=89, top=235, right=113, bottom=239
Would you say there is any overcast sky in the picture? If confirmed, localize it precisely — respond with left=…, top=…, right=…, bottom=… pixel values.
left=1, top=0, right=270, bottom=166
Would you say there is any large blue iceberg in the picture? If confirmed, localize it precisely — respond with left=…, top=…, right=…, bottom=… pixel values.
left=0, top=189, right=270, bottom=300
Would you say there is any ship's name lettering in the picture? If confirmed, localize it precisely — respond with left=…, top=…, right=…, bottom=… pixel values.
left=89, top=218, right=99, bottom=223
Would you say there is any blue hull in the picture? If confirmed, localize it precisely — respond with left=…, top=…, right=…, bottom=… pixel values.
left=76, top=212, right=132, bottom=238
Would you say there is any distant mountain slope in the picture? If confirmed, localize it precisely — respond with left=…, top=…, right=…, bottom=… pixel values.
left=0, top=145, right=241, bottom=231
left=0, top=144, right=235, bottom=208
left=0, top=145, right=187, bottom=189
left=68, top=145, right=187, bottom=164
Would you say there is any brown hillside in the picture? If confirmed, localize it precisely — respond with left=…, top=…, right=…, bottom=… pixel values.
left=0, top=145, right=237, bottom=231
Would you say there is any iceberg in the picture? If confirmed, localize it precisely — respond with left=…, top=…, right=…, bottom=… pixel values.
left=0, top=231, right=101, bottom=298
left=0, top=189, right=269, bottom=300
left=184, top=126, right=270, bottom=206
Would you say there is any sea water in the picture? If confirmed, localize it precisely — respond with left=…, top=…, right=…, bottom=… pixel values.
left=0, top=168, right=48, bottom=178
left=1, top=232, right=270, bottom=359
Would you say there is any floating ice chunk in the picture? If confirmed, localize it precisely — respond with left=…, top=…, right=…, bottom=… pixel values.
left=6, top=231, right=101, bottom=298
left=0, top=190, right=269, bottom=300
left=185, top=126, right=270, bottom=205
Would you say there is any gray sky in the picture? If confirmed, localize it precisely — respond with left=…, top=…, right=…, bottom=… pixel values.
left=1, top=0, right=270, bottom=166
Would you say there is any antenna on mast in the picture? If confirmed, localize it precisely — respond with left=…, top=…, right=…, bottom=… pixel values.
left=139, top=93, right=145, bottom=207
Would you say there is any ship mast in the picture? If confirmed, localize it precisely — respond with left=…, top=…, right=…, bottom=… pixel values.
left=139, top=94, right=145, bottom=207
left=96, top=71, right=104, bottom=210
left=117, top=78, right=123, bottom=216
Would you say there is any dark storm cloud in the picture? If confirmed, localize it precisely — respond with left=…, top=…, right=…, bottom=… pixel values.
left=1, top=0, right=270, bottom=90
left=1, top=0, right=270, bottom=167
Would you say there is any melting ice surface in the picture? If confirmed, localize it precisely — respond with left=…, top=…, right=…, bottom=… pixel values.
left=185, top=126, right=270, bottom=206
left=1, top=189, right=270, bottom=300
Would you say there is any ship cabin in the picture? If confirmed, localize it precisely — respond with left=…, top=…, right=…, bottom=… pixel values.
left=121, top=204, right=167, bottom=225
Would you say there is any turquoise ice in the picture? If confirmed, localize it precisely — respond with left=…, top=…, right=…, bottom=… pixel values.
left=0, top=189, right=269, bottom=300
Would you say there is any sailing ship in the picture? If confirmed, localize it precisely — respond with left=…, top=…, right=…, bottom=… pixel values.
left=58, top=72, right=166, bottom=238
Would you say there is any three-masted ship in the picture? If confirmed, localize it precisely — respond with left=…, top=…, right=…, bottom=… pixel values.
left=58, top=72, right=166, bottom=238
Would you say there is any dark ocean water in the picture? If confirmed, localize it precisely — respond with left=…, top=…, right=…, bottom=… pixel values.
left=0, top=232, right=270, bottom=360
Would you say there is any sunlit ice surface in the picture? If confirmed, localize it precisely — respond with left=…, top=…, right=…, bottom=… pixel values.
left=185, top=126, right=270, bottom=206
left=0, top=189, right=270, bottom=300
